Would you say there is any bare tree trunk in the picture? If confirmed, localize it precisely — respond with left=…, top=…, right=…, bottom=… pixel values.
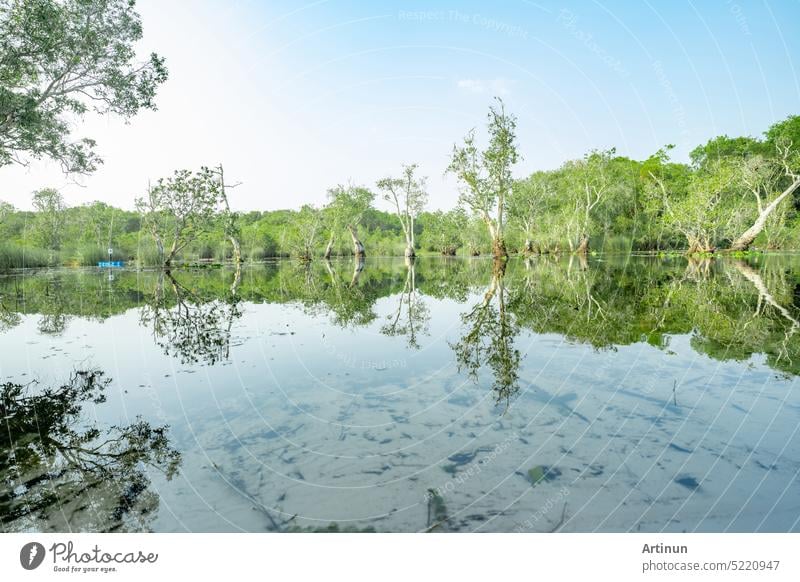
left=730, top=178, right=800, bottom=251
left=686, top=235, right=714, bottom=255
left=347, top=225, right=365, bottom=258
left=576, top=233, right=589, bottom=255
left=229, top=235, right=241, bottom=264
left=216, top=164, right=242, bottom=264
left=324, top=236, right=334, bottom=260
left=165, top=239, right=177, bottom=269
left=404, top=244, right=415, bottom=259
left=483, top=216, right=507, bottom=259
left=492, top=237, right=507, bottom=259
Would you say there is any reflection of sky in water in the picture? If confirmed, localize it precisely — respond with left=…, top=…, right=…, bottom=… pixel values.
left=1, top=257, right=799, bottom=532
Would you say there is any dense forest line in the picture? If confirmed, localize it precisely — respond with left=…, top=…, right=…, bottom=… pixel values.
left=2, top=108, right=800, bottom=270
left=1, top=1, right=799, bottom=270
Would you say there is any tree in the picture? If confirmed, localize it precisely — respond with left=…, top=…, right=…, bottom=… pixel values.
left=689, top=135, right=766, bottom=168
left=288, top=204, right=323, bottom=261
left=682, top=161, right=741, bottom=253
left=462, top=215, right=488, bottom=256
left=447, top=98, right=520, bottom=259
left=0, top=199, right=12, bottom=222
left=561, top=148, right=622, bottom=254
left=209, top=164, right=242, bottom=262
left=31, top=187, right=65, bottom=251
left=78, top=201, right=115, bottom=249
left=421, top=209, right=465, bottom=255
left=729, top=117, right=800, bottom=251
left=322, top=184, right=374, bottom=258
left=321, top=186, right=345, bottom=259
left=643, top=147, right=735, bottom=253
left=0, top=199, right=13, bottom=244
left=508, top=171, right=554, bottom=254
left=376, top=163, right=428, bottom=258
left=135, top=167, right=222, bottom=268
left=0, top=0, right=167, bottom=173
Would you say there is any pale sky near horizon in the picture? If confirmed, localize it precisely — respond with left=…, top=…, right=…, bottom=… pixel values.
left=2, top=0, right=800, bottom=211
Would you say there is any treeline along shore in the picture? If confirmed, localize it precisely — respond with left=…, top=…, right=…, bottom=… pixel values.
left=0, top=102, right=800, bottom=268
left=2, top=105, right=799, bottom=270
left=1, top=2, right=799, bottom=271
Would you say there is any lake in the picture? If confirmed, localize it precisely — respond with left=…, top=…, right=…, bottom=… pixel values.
left=2, top=254, right=800, bottom=532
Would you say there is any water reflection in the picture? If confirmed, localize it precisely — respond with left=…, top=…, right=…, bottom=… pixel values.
left=381, top=258, right=430, bottom=349
left=0, top=370, right=181, bottom=532
left=139, top=268, right=243, bottom=365
left=1, top=256, right=800, bottom=532
left=0, top=255, right=798, bottom=378
left=452, top=260, right=521, bottom=405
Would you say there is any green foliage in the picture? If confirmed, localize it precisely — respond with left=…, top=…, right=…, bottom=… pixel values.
left=447, top=98, right=520, bottom=253
left=286, top=204, right=323, bottom=260
left=135, top=167, right=224, bottom=266
left=0, top=0, right=167, bottom=173
left=527, top=465, right=560, bottom=486
left=1, top=369, right=181, bottom=532
left=376, top=163, right=428, bottom=253
left=418, top=209, right=466, bottom=255
left=0, top=243, right=51, bottom=269
left=321, top=183, right=375, bottom=255
left=690, top=135, right=766, bottom=168
left=3, top=111, right=800, bottom=269
left=31, top=187, right=65, bottom=250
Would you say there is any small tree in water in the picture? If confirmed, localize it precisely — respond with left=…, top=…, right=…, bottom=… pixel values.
left=289, top=204, right=323, bottom=262
left=135, top=167, right=223, bottom=268
left=322, top=184, right=374, bottom=258
left=447, top=98, right=520, bottom=259
left=376, top=164, right=428, bottom=258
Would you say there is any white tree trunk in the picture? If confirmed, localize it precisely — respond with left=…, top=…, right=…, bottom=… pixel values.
left=348, top=225, right=365, bottom=257
left=730, top=178, right=800, bottom=251
left=229, top=235, right=241, bottom=263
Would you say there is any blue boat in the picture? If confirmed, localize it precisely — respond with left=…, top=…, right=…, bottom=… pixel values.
left=98, top=261, right=124, bottom=268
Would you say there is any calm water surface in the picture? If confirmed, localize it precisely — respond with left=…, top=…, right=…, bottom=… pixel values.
left=2, top=255, right=800, bottom=532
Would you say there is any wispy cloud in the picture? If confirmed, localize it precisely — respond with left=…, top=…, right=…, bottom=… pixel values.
left=456, top=78, right=515, bottom=96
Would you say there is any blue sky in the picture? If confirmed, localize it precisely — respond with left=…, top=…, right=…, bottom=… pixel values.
left=4, top=0, right=800, bottom=211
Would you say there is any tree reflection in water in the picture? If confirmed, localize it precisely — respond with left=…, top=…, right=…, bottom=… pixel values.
left=1, top=255, right=799, bottom=400
left=452, top=260, right=521, bottom=406
left=139, top=268, right=242, bottom=365
left=0, top=370, right=181, bottom=532
left=381, top=257, right=430, bottom=349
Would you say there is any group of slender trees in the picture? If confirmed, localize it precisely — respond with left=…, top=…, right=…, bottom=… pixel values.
left=129, top=98, right=800, bottom=267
